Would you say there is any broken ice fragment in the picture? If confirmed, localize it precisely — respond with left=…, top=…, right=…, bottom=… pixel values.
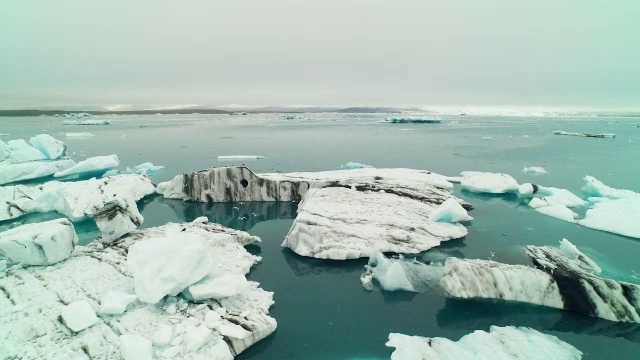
left=119, top=334, right=152, bottom=360
left=98, top=291, right=137, bottom=315
left=61, top=300, right=99, bottom=332
left=0, top=218, right=78, bottom=265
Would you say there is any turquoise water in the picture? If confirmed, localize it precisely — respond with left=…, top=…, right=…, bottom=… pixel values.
left=2, top=114, right=640, bottom=358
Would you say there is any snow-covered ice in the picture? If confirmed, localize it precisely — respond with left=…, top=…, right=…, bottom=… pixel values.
left=120, top=333, right=153, bottom=360
left=381, top=117, right=441, bottom=124
left=62, top=119, right=110, bottom=125
left=61, top=300, right=99, bottom=332
left=0, top=220, right=276, bottom=358
left=340, top=161, right=373, bottom=170
left=29, top=134, right=66, bottom=160
left=0, top=139, right=46, bottom=164
left=98, top=291, right=138, bottom=315
left=64, top=132, right=95, bottom=139
left=460, top=171, right=519, bottom=194
left=54, top=154, right=120, bottom=178
left=283, top=186, right=468, bottom=259
left=386, top=326, right=582, bottom=360
left=578, top=198, right=640, bottom=239
left=102, top=162, right=164, bottom=178
left=554, top=130, right=615, bottom=138
left=581, top=175, right=639, bottom=200
left=361, top=252, right=443, bottom=293
left=0, top=218, right=78, bottom=265
left=187, top=273, right=250, bottom=300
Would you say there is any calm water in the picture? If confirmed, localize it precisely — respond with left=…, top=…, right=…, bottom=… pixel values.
left=2, top=113, right=640, bottom=359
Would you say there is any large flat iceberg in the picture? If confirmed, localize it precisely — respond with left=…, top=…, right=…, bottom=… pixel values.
left=53, top=154, right=120, bottom=178
left=282, top=185, right=469, bottom=260
left=459, top=171, right=519, bottom=194
left=386, top=326, right=582, bottom=360
left=0, top=220, right=276, bottom=359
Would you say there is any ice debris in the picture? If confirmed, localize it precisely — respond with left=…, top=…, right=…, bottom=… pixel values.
left=120, top=334, right=153, bottom=360
left=62, top=119, right=110, bottom=125
left=64, top=132, right=95, bottom=139
left=386, top=326, right=582, bottom=360
left=61, top=300, right=99, bottom=332
left=0, top=218, right=78, bottom=265
left=340, top=162, right=373, bottom=170
left=429, top=198, right=473, bottom=222
left=554, top=130, right=615, bottom=138
left=94, top=197, right=144, bottom=242
left=217, top=155, right=265, bottom=161
left=98, top=291, right=138, bottom=315
left=29, top=134, right=66, bottom=160
left=380, top=117, right=441, bottom=124
left=523, top=166, right=548, bottom=174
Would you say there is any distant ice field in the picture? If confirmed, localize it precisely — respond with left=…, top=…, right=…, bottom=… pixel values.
left=2, top=112, right=640, bottom=359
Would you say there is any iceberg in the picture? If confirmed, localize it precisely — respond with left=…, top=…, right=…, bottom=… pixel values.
left=29, top=134, right=66, bottom=160
left=64, top=132, right=95, bottom=139
left=53, top=154, right=120, bottom=178
left=554, top=130, right=615, bottom=138
left=0, top=159, right=76, bottom=185
left=386, top=326, right=582, bottom=360
left=158, top=166, right=455, bottom=202
left=0, top=220, right=276, bottom=359
left=282, top=185, right=469, bottom=260
left=102, top=162, right=164, bottom=178
left=94, top=198, right=144, bottom=242
left=577, top=198, right=640, bottom=239
left=0, top=139, right=46, bottom=164
left=217, top=155, right=265, bottom=161
left=460, top=171, right=519, bottom=194
left=340, top=161, right=373, bottom=170
left=361, top=252, right=443, bottom=293
left=62, top=119, right=110, bottom=125
left=0, top=218, right=79, bottom=265
left=380, top=117, right=441, bottom=124
left=0, top=174, right=155, bottom=222
left=438, top=239, right=640, bottom=323
left=429, top=198, right=473, bottom=222
left=523, top=166, right=548, bottom=174
left=581, top=175, right=639, bottom=200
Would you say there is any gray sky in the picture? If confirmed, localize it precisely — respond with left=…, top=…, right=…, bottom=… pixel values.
left=1, top=0, right=639, bottom=109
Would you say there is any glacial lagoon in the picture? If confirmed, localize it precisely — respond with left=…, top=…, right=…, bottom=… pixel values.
left=2, top=113, right=640, bottom=359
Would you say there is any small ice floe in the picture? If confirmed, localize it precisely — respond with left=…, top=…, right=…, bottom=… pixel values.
left=62, top=119, right=110, bottom=125
left=523, top=166, right=548, bottom=174
left=554, top=130, right=615, bottom=138
left=103, top=162, right=164, bottom=178
left=379, top=117, right=441, bottom=124
left=54, top=154, right=120, bottom=178
left=339, top=162, right=373, bottom=170
left=459, top=171, right=519, bottom=194
left=217, top=155, right=265, bottom=161
left=0, top=159, right=76, bottom=185
left=436, top=239, right=640, bottom=323
left=0, top=218, right=78, bottom=266
left=386, top=326, right=583, bottom=360
left=578, top=198, right=640, bottom=239
left=64, top=132, right=95, bottom=139
left=361, top=252, right=443, bottom=293
left=482, top=136, right=492, bottom=139
left=519, top=183, right=587, bottom=222
left=429, top=198, right=473, bottom=222
left=397, top=128, right=414, bottom=131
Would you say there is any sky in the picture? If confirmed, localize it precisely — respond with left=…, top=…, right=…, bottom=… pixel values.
left=1, top=0, right=639, bottom=110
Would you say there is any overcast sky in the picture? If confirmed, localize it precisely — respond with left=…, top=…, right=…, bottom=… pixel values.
left=1, top=0, right=638, bottom=109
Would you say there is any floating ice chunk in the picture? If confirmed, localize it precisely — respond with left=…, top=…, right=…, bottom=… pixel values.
left=340, top=162, right=373, bottom=170
left=98, top=291, right=137, bottom=315
left=188, top=273, right=250, bottom=300
left=577, top=198, right=640, bottom=239
left=134, top=162, right=164, bottom=175
left=54, top=154, right=120, bottom=178
left=4, top=139, right=46, bottom=163
left=0, top=218, right=78, bottom=265
left=0, top=159, right=76, bottom=185
left=386, top=326, right=583, bottom=360
left=283, top=186, right=468, bottom=259
left=380, top=117, right=441, bottom=124
left=29, top=134, right=66, bottom=160
left=61, top=300, right=99, bottom=332
left=581, top=176, right=639, bottom=200
left=127, top=235, right=214, bottom=303
left=554, top=130, right=615, bottom=138
left=120, top=334, right=152, bottom=360
left=65, top=132, right=95, bottom=139
left=94, top=198, right=144, bottom=242
left=152, top=324, right=173, bottom=346
left=441, top=257, right=565, bottom=308
left=429, top=198, right=473, bottom=222
left=218, top=323, right=251, bottom=339
left=366, top=253, right=414, bottom=291
left=535, top=186, right=587, bottom=207
left=217, top=155, right=265, bottom=161
left=532, top=204, right=578, bottom=222
left=460, top=171, right=519, bottom=194
left=518, top=183, right=537, bottom=196
left=62, top=119, right=110, bottom=125
left=363, top=252, right=444, bottom=293
left=184, top=324, right=212, bottom=351
left=523, top=166, right=548, bottom=174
